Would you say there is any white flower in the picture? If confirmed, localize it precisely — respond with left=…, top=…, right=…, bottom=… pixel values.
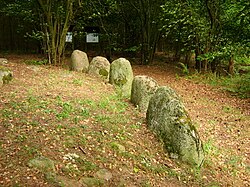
left=63, top=153, right=80, bottom=162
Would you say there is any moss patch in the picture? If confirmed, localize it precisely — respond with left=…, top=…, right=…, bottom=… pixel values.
left=99, top=68, right=109, bottom=77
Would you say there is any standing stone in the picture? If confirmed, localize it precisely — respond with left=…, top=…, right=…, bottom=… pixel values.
left=71, top=50, right=89, bottom=72
left=131, top=76, right=159, bottom=112
left=88, top=56, right=110, bottom=82
left=0, top=66, right=13, bottom=87
left=146, top=86, right=204, bottom=166
left=109, top=58, right=133, bottom=97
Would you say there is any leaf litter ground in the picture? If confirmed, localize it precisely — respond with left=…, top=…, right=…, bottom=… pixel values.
left=0, top=54, right=249, bottom=187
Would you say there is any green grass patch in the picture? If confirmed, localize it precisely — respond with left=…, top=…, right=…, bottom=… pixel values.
left=72, top=79, right=83, bottom=86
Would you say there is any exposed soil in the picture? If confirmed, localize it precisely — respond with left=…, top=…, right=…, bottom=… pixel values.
left=0, top=54, right=249, bottom=187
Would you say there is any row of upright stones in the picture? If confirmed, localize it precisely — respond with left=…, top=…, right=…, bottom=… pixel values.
left=131, top=76, right=204, bottom=166
left=71, top=49, right=204, bottom=166
left=71, top=49, right=133, bottom=97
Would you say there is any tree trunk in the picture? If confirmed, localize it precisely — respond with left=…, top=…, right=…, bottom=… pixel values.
left=228, top=55, right=234, bottom=75
left=138, top=0, right=161, bottom=65
left=37, top=0, right=74, bottom=65
left=185, top=51, right=193, bottom=68
left=195, top=46, right=202, bottom=72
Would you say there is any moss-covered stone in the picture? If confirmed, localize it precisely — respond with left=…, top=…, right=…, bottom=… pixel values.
left=88, top=56, right=110, bottom=82
left=131, top=75, right=159, bottom=112
left=109, top=58, right=133, bottom=97
left=70, top=50, right=89, bottom=72
left=94, top=169, right=113, bottom=181
left=146, top=86, right=204, bottom=166
left=110, top=142, right=126, bottom=153
left=27, top=156, right=56, bottom=173
left=0, top=66, right=13, bottom=86
left=0, top=66, right=9, bottom=71
left=0, top=58, right=8, bottom=65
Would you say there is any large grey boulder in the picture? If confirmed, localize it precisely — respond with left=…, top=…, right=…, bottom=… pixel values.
left=146, top=86, right=204, bottom=166
left=0, top=66, right=13, bottom=87
left=131, top=76, right=159, bottom=112
left=109, top=58, right=133, bottom=97
left=88, top=56, right=110, bottom=82
left=70, top=50, right=89, bottom=72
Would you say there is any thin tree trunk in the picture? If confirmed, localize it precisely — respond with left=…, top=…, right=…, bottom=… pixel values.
left=228, top=55, right=234, bottom=75
left=37, top=0, right=74, bottom=65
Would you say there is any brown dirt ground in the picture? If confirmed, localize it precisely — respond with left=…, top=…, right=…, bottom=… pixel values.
left=0, top=54, right=249, bottom=187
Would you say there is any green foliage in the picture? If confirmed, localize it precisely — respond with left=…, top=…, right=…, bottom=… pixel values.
left=161, top=0, right=202, bottom=52
left=72, top=79, right=83, bottom=86
left=177, top=62, right=189, bottom=75
left=0, top=66, right=10, bottom=71
left=1, top=0, right=249, bottom=70
left=124, top=45, right=141, bottom=52
left=24, top=59, right=48, bottom=65
left=203, top=139, right=219, bottom=156
left=221, top=73, right=250, bottom=98
left=161, top=0, right=250, bottom=73
left=56, top=101, right=74, bottom=120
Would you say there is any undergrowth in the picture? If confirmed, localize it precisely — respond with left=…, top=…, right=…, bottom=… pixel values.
left=188, top=72, right=250, bottom=98
left=24, top=59, right=48, bottom=65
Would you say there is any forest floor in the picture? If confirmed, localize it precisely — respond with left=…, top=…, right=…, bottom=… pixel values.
left=0, top=54, right=249, bottom=187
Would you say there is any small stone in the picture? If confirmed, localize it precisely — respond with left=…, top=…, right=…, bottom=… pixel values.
left=27, top=156, right=55, bottom=172
left=27, top=65, right=41, bottom=72
left=0, top=58, right=8, bottom=65
left=95, top=169, right=112, bottom=181
left=111, top=142, right=126, bottom=153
